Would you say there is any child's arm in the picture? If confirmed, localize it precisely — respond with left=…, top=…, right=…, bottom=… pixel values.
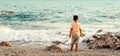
left=79, top=26, right=83, bottom=37
left=69, top=28, right=73, bottom=38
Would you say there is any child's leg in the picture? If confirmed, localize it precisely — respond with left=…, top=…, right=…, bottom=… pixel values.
left=75, top=44, right=78, bottom=52
left=70, top=44, right=74, bottom=51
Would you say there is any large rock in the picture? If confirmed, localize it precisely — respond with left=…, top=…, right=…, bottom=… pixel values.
left=0, top=41, right=12, bottom=47
left=46, top=45, right=63, bottom=52
left=0, top=11, right=14, bottom=14
left=46, top=41, right=63, bottom=52
left=83, top=30, right=120, bottom=50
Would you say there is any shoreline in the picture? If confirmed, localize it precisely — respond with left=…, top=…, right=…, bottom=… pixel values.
left=0, top=31, right=120, bottom=56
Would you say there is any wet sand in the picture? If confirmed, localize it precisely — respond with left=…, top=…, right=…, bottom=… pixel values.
left=0, top=45, right=120, bottom=56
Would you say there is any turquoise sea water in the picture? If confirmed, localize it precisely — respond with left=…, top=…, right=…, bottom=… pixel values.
left=0, top=0, right=120, bottom=24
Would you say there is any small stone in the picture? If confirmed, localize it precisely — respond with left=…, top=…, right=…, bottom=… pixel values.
left=0, top=41, right=12, bottom=47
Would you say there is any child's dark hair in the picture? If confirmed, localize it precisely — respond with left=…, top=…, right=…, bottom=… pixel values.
left=73, top=15, right=78, bottom=21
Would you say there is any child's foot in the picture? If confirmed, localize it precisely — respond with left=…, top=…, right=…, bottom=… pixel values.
left=70, top=50, right=72, bottom=51
left=75, top=49, right=78, bottom=52
left=75, top=50, right=78, bottom=52
left=69, top=49, right=73, bottom=52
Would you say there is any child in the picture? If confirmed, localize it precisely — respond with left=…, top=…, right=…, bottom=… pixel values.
left=69, top=15, right=83, bottom=52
